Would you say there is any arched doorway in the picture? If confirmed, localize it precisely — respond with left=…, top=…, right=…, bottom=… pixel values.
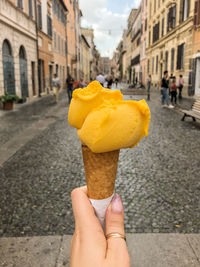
left=2, top=39, right=16, bottom=94
left=19, top=46, right=29, bottom=98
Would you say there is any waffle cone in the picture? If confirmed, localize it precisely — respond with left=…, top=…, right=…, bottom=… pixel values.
left=82, top=145, right=120, bottom=199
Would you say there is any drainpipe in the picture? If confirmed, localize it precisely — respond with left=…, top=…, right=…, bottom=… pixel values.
left=34, top=0, right=41, bottom=97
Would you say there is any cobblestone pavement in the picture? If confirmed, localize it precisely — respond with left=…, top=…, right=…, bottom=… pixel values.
left=0, top=90, right=199, bottom=237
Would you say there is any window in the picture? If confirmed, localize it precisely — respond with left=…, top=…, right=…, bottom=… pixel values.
left=145, top=19, right=147, bottom=31
left=28, top=0, right=33, bottom=17
left=17, top=0, right=23, bottom=9
left=194, top=0, right=200, bottom=26
left=180, top=0, right=190, bottom=23
left=65, top=40, right=68, bottom=55
left=167, top=5, right=176, bottom=32
left=171, top=48, right=175, bottom=72
left=165, top=51, right=168, bottom=70
left=58, top=36, right=60, bottom=51
left=147, top=59, right=150, bottom=73
left=54, top=32, right=57, bottom=49
left=153, top=22, right=160, bottom=43
left=156, top=55, right=159, bottom=73
left=152, top=57, right=154, bottom=74
left=137, top=37, right=140, bottom=46
left=161, top=17, right=164, bottom=36
left=47, top=15, right=52, bottom=37
left=149, top=30, right=151, bottom=46
left=37, top=4, right=42, bottom=29
left=177, top=43, right=185, bottom=70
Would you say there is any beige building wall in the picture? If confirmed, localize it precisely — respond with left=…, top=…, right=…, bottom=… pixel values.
left=65, top=0, right=77, bottom=79
left=80, top=34, right=90, bottom=81
left=52, top=0, right=68, bottom=88
left=147, top=0, right=195, bottom=96
left=0, top=0, right=38, bottom=99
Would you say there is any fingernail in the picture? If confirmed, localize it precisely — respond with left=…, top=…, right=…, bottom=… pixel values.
left=111, top=194, right=123, bottom=214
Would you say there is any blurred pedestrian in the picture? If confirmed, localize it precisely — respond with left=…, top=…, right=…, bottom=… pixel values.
left=178, top=75, right=184, bottom=99
left=115, top=77, right=119, bottom=87
left=96, top=73, right=105, bottom=86
left=66, top=74, right=74, bottom=103
left=52, top=73, right=60, bottom=103
left=169, top=73, right=174, bottom=96
left=161, top=70, right=173, bottom=108
left=107, top=75, right=113, bottom=89
left=170, top=78, right=177, bottom=105
left=147, top=74, right=151, bottom=101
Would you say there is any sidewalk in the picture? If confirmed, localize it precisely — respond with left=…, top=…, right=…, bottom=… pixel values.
left=0, top=234, right=199, bottom=267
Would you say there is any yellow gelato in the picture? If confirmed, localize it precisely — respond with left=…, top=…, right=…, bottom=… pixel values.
left=68, top=81, right=150, bottom=153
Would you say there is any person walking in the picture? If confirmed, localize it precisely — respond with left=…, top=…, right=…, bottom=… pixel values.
left=66, top=74, right=74, bottom=103
left=52, top=73, right=60, bottom=103
left=115, top=77, right=119, bottom=87
left=170, top=78, right=177, bottom=105
left=147, top=74, right=151, bottom=101
left=178, top=75, right=184, bottom=99
left=96, top=73, right=105, bottom=86
left=107, top=75, right=113, bottom=89
left=161, top=71, right=173, bottom=108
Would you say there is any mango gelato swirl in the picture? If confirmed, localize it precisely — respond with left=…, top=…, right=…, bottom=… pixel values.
left=68, top=81, right=150, bottom=153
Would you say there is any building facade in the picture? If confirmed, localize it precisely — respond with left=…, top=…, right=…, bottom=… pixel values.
left=52, top=0, right=68, bottom=88
left=80, top=31, right=90, bottom=81
left=130, top=6, right=141, bottom=85
left=126, top=9, right=137, bottom=84
left=146, top=0, right=195, bottom=95
left=140, top=0, right=148, bottom=86
left=37, top=0, right=53, bottom=95
left=0, top=0, right=38, bottom=99
left=193, top=0, right=200, bottom=96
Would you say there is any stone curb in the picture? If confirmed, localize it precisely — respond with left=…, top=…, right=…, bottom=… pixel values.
left=0, top=234, right=199, bottom=267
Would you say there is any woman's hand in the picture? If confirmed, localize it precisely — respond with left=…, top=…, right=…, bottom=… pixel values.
left=70, top=186, right=130, bottom=267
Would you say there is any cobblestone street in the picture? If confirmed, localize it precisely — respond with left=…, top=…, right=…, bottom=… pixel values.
left=0, top=89, right=200, bottom=237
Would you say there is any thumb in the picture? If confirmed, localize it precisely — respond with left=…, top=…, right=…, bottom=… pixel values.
left=105, top=194, right=130, bottom=265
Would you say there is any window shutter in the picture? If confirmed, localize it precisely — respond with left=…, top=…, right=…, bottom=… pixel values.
left=37, top=5, right=42, bottom=29
left=29, top=0, right=33, bottom=17
left=187, top=0, right=190, bottom=18
left=194, top=1, right=198, bottom=26
left=198, top=0, right=200, bottom=25
left=179, top=0, right=184, bottom=23
left=171, top=48, right=175, bottom=72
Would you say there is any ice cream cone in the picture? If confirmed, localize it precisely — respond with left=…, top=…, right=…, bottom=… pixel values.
left=82, top=145, right=120, bottom=199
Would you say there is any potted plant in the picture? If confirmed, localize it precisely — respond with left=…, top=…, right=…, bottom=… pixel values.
left=0, top=94, right=19, bottom=110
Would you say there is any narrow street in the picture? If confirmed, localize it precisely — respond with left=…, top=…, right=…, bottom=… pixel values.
left=0, top=88, right=200, bottom=238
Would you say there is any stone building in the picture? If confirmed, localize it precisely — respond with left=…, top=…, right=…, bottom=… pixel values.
left=146, top=0, right=195, bottom=95
left=140, top=0, right=148, bottom=86
left=52, top=0, right=68, bottom=88
left=0, top=0, right=38, bottom=99
left=80, top=31, right=90, bottom=81
left=126, top=9, right=137, bottom=84
left=99, top=57, right=111, bottom=76
left=37, top=0, right=53, bottom=95
left=192, top=0, right=200, bottom=96
left=130, top=6, right=141, bottom=85
left=65, top=0, right=77, bottom=79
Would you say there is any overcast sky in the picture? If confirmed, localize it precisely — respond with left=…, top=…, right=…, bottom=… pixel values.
left=79, top=0, right=140, bottom=59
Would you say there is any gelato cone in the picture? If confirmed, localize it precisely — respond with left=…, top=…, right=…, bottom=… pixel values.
left=68, top=81, right=151, bottom=227
left=82, top=144, right=119, bottom=227
left=82, top=145, right=119, bottom=199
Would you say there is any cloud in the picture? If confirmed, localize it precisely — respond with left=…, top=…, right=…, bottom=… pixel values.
left=79, top=0, right=133, bottom=58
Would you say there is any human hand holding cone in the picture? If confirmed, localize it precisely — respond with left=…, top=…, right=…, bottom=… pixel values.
left=68, top=81, right=150, bottom=227
left=82, top=145, right=119, bottom=227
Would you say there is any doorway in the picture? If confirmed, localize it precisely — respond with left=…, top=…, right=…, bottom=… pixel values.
left=2, top=39, right=16, bottom=94
left=195, top=58, right=200, bottom=96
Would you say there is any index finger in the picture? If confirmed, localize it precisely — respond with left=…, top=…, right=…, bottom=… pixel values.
left=71, top=186, right=103, bottom=234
